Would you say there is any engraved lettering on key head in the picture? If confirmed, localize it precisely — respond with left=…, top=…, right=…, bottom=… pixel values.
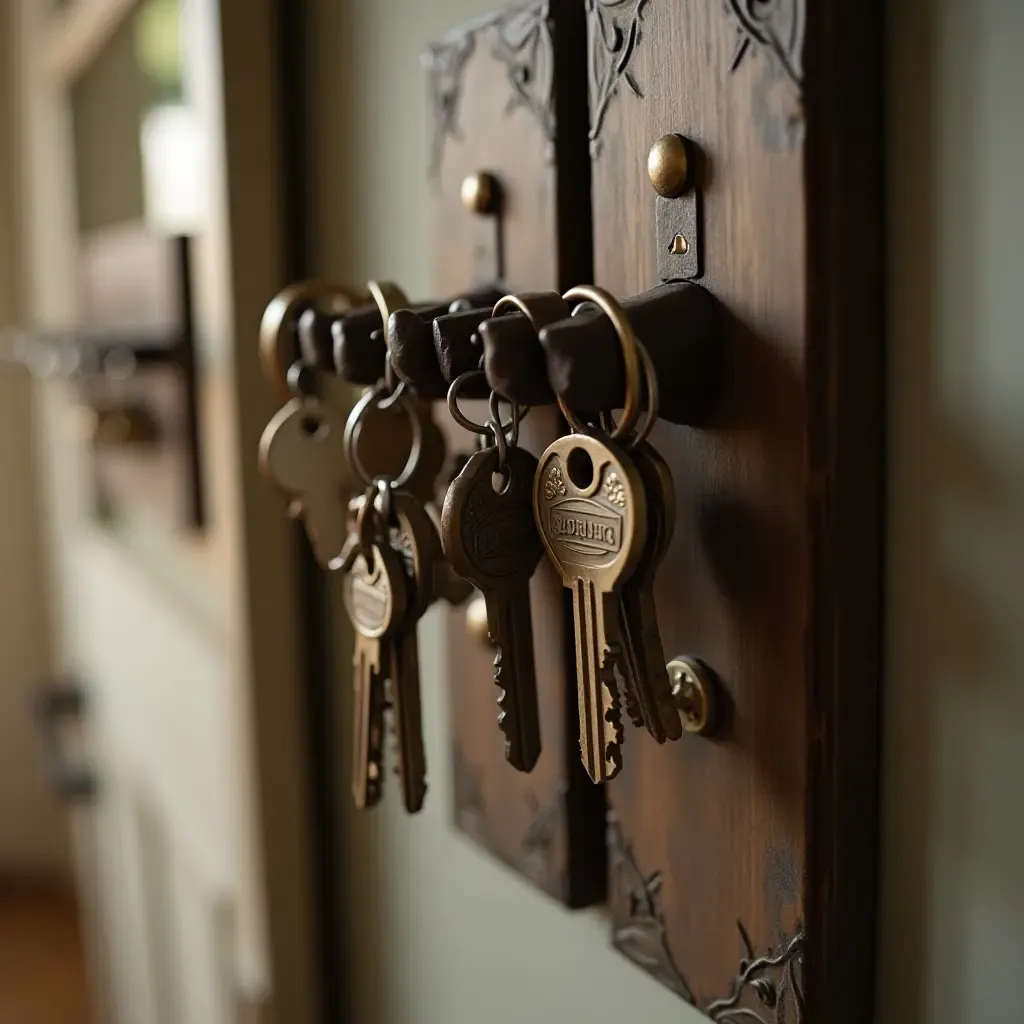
left=259, top=398, right=350, bottom=568
left=534, top=433, right=647, bottom=783
left=347, top=490, right=470, bottom=608
left=442, top=445, right=544, bottom=772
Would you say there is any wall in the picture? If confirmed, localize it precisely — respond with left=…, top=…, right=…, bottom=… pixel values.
left=0, top=0, right=68, bottom=877
left=881, top=0, right=1024, bottom=1020
left=308, top=0, right=1024, bottom=1021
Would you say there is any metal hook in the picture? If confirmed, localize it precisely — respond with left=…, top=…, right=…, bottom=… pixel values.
left=259, top=280, right=368, bottom=400
left=447, top=370, right=524, bottom=445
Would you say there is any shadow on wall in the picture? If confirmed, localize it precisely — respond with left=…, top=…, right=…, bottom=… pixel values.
left=880, top=0, right=1024, bottom=1020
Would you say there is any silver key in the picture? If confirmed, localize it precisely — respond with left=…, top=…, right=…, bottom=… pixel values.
left=259, top=397, right=350, bottom=568
left=342, top=540, right=407, bottom=809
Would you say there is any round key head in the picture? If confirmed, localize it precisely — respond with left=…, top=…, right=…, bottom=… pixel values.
left=259, top=397, right=350, bottom=567
left=347, top=490, right=444, bottom=618
left=533, top=431, right=647, bottom=585
left=342, top=544, right=407, bottom=639
left=441, top=445, right=544, bottom=587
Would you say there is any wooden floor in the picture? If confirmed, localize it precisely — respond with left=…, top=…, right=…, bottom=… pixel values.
left=0, top=880, right=93, bottom=1024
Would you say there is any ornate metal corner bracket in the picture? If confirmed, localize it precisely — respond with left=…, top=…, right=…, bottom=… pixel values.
left=707, top=924, right=806, bottom=1024
left=607, top=813, right=695, bottom=1003
left=725, top=0, right=804, bottom=87
left=586, top=0, right=649, bottom=155
left=519, top=783, right=566, bottom=893
left=724, top=0, right=806, bottom=150
left=453, top=744, right=491, bottom=846
left=425, top=2, right=555, bottom=182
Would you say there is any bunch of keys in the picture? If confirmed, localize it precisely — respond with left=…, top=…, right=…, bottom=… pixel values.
left=258, top=280, right=463, bottom=813
left=532, top=285, right=681, bottom=784
left=441, top=371, right=543, bottom=773
left=257, top=281, right=369, bottom=567
left=342, top=375, right=481, bottom=813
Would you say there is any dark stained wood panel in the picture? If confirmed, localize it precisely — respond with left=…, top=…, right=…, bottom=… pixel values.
left=428, top=0, right=604, bottom=907
left=586, top=0, right=884, bottom=1019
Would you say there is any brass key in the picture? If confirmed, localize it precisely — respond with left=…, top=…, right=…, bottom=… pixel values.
left=534, top=433, right=647, bottom=782
left=442, top=444, right=544, bottom=772
left=342, top=538, right=408, bottom=809
left=617, top=441, right=682, bottom=743
left=372, top=483, right=430, bottom=814
left=259, top=395, right=351, bottom=568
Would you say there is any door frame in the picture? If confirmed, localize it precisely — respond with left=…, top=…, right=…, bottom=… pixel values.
left=9, top=1, right=325, bottom=1021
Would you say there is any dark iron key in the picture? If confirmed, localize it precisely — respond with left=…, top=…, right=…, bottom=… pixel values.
left=442, top=445, right=544, bottom=772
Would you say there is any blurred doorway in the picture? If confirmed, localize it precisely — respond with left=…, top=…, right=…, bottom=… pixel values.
left=4, top=2, right=321, bottom=1022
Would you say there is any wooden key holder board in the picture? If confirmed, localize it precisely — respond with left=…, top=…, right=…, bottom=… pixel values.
left=427, top=0, right=604, bottom=908
left=427, top=2, right=884, bottom=1021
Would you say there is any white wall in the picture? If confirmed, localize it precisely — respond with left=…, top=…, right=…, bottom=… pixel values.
left=309, top=0, right=1024, bottom=1021
left=881, top=0, right=1024, bottom=1020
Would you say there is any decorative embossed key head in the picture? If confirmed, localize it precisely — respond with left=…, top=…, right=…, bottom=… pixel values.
left=443, top=445, right=544, bottom=585
left=534, top=430, right=647, bottom=782
left=534, top=432, right=645, bottom=586
left=442, top=444, right=544, bottom=771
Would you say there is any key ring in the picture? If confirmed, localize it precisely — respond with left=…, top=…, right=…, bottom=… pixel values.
left=447, top=369, right=523, bottom=448
left=368, top=280, right=411, bottom=411
left=597, top=339, right=659, bottom=447
left=487, top=389, right=510, bottom=471
left=260, top=280, right=368, bottom=400
left=344, top=383, right=423, bottom=489
left=558, top=285, right=643, bottom=442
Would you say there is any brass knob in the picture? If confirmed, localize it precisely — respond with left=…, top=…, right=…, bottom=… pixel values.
left=460, top=172, right=500, bottom=216
left=647, top=134, right=691, bottom=199
left=465, top=593, right=492, bottom=643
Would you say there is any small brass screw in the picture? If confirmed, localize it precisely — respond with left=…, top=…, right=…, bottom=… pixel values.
left=668, top=657, right=718, bottom=735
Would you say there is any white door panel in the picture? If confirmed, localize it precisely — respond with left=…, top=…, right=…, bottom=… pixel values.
left=77, top=535, right=236, bottom=890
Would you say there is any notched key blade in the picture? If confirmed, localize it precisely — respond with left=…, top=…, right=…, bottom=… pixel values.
left=599, top=643, right=624, bottom=779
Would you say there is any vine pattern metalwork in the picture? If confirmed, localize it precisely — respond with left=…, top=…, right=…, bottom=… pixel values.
left=707, top=924, right=806, bottom=1023
left=607, top=813, right=695, bottom=1003
left=519, top=783, right=566, bottom=892
left=725, top=0, right=804, bottom=86
left=424, top=3, right=555, bottom=181
left=586, top=0, right=649, bottom=154
left=452, top=744, right=491, bottom=846
left=724, top=0, right=805, bottom=149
